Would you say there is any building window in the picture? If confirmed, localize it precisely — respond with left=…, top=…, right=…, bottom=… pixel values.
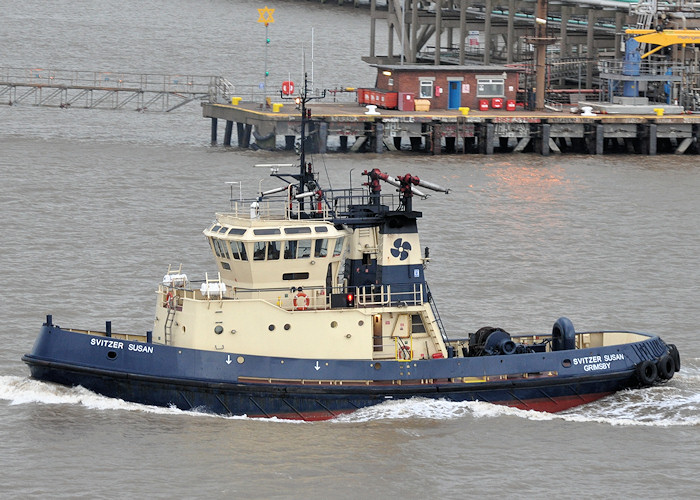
left=477, top=78, right=505, bottom=97
left=419, top=80, right=434, bottom=98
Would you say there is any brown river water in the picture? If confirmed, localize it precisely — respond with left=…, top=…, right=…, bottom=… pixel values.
left=2, top=1, right=699, bottom=498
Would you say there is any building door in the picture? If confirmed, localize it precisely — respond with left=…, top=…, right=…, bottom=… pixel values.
left=448, top=81, right=461, bottom=109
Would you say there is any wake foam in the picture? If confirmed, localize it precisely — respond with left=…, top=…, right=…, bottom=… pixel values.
left=336, top=359, right=700, bottom=427
left=6, top=358, right=699, bottom=426
left=0, top=376, right=296, bottom=422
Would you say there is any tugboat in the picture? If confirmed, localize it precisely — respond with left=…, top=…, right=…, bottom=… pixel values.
left=23, top=77, right=681, bottom=420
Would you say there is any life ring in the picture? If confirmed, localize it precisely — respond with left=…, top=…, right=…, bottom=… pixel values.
left=636, top=360, right=657, bottom=386
left=293, top=292, right=310, bottom=311
left=164, top=291, right=174, bottom=308
left=657, top=354, right=675, bottom=380
left=668, top=344, right=681, bottom=372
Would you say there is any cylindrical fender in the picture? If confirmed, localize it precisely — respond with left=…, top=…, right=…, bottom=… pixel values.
left=636, top=360, right=657, bottom=386
left=657, top=354, right=675, bottom=380
left=552, top=317, right=576, bottom=351
left=668, top=344, right=681, bottom=372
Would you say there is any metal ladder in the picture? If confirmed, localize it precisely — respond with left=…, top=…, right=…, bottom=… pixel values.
left=425, top=283, right=448, bottom=344
left=163, top=291, right=177, bottom=345
left=631, top=0, right=658, bottom=55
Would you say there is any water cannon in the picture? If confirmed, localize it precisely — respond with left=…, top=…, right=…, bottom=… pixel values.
left=294, top=191, right=316, bottom=200
left=260, top=185, right=290, bottom=198
left=363, top=169, right=428, bottom=199
left=397, top=174, right=450, bottom=194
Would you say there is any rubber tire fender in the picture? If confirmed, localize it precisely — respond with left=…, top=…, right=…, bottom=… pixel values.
left=636, top=360, right=657, bottom=386
left=668, top=344, right=681, bottom=372
left=657, top=354, right=675, bottom=380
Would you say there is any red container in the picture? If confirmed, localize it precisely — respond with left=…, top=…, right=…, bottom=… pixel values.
left=506, top=99, right=516, bottom=111
left=357, top=89, right=369, bottom=105
left=479, top=99, right=489, bottom=111
left=492, top=97, right=503, bottom=109
left=381, top=92, right=398, bottom=109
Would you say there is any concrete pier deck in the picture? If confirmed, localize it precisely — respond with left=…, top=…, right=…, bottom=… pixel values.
left=203, top=101, right=700, bottom=155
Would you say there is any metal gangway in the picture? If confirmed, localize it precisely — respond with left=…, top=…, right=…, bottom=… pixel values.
left=0, top=67, right=234, bottom=111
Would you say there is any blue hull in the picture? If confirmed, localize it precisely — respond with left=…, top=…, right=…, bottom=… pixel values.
left=23, top=323, right=674, bottom=420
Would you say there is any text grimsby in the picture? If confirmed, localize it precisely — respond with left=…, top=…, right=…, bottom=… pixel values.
left=573, top=353, right=624, bottom=371
left=90, top=338, right=154, bottom=354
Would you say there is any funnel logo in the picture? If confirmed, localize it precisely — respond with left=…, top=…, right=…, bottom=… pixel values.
left=390, top=238, right=412, bottom=260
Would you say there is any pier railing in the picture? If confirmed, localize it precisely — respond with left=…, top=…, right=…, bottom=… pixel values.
left=0, top=67, right=357, bottom=109
left=223, top=84, right=357, bottom=105
left=0, top=67, right=233, bottom=111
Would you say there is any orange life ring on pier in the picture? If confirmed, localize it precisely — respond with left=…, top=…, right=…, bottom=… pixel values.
left=293, top=292, right=310, bottom=311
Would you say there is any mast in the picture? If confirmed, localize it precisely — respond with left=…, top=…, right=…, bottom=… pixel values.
left=279, top=73, right=326, bottom=213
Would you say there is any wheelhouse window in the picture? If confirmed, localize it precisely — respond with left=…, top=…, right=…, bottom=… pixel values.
left=267, top=241, right=281, bottom=260
left=284, top=240, right=297, bottom=259
left=211, top=238, right=230, bottom=259
left=253, top=241, right=266, bottom=261
left=297, top=239, right=312, bottom=259
left=419, top=79, right=434, bottom=98
left=333, top=237, right=345, bottom=257
left=314, top=239, right=328, bottom=258
left=284, top=227, right=312, bottom=235
left=477, top=78, right=505, bottom=97
left=230, top=240, right=247, bottom=261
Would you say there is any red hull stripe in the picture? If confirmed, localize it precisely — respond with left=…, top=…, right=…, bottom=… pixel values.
left=244, top=392, right=615, bottom=421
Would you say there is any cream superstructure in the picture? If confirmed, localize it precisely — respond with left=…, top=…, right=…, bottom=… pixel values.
left=153, top=199, right=448, bottom=362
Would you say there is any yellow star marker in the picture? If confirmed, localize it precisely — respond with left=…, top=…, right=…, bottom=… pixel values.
left=257, top=6, right=275, bottom=25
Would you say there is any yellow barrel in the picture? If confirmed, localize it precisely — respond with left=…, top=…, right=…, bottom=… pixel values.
left=459, top=107, right=470, bottom=116
left=231, top=97, right=242, bottom=105
left=272, top=103, right=283, bottom=113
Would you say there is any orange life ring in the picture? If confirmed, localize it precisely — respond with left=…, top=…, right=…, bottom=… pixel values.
left=164, top=291, right=174, bottom=308
left=293, top=292, right=310, bottom=311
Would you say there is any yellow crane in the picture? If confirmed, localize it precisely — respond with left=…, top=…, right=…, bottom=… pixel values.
left=625, top=29, right=700, bottom=59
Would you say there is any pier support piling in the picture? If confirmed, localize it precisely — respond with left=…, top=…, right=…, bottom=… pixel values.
left=237, top=123, right=252, bottom=148
left=210, top=118, right=218, bottom=145
left=541, top=124, right=551, bottom=156
left=375, top=123, right=385, bottom=153
left=483, top=123, right=494, bottom=155
left=648, top=123, right=657, bottom=155
left=224, top=120, right=233, bottom=146
left=595, top=124, right=604, bottom=155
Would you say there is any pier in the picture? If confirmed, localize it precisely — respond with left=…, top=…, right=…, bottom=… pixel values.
left=203, top=100, right=700, bottom=155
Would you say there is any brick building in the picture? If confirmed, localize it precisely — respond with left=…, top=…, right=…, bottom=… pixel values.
left=366, top=64, right=521, bottom=111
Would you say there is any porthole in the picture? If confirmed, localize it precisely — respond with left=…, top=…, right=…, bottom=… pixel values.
left=237, top=356, right=245, bottom=364
left=374, top=362, right=381, bottom=370
left=330, top=321, right=338, bottom=328
left=214, top=325, right=223, bottom=335
left=107, top=351, right=117, bottom=360
left=562, top=359, right=572, bottom=368
left=269, top=324, right=275, bottom=331
left=284, top=324, right=291, bottom=331
left=358, top=320, right=364, bottom=326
